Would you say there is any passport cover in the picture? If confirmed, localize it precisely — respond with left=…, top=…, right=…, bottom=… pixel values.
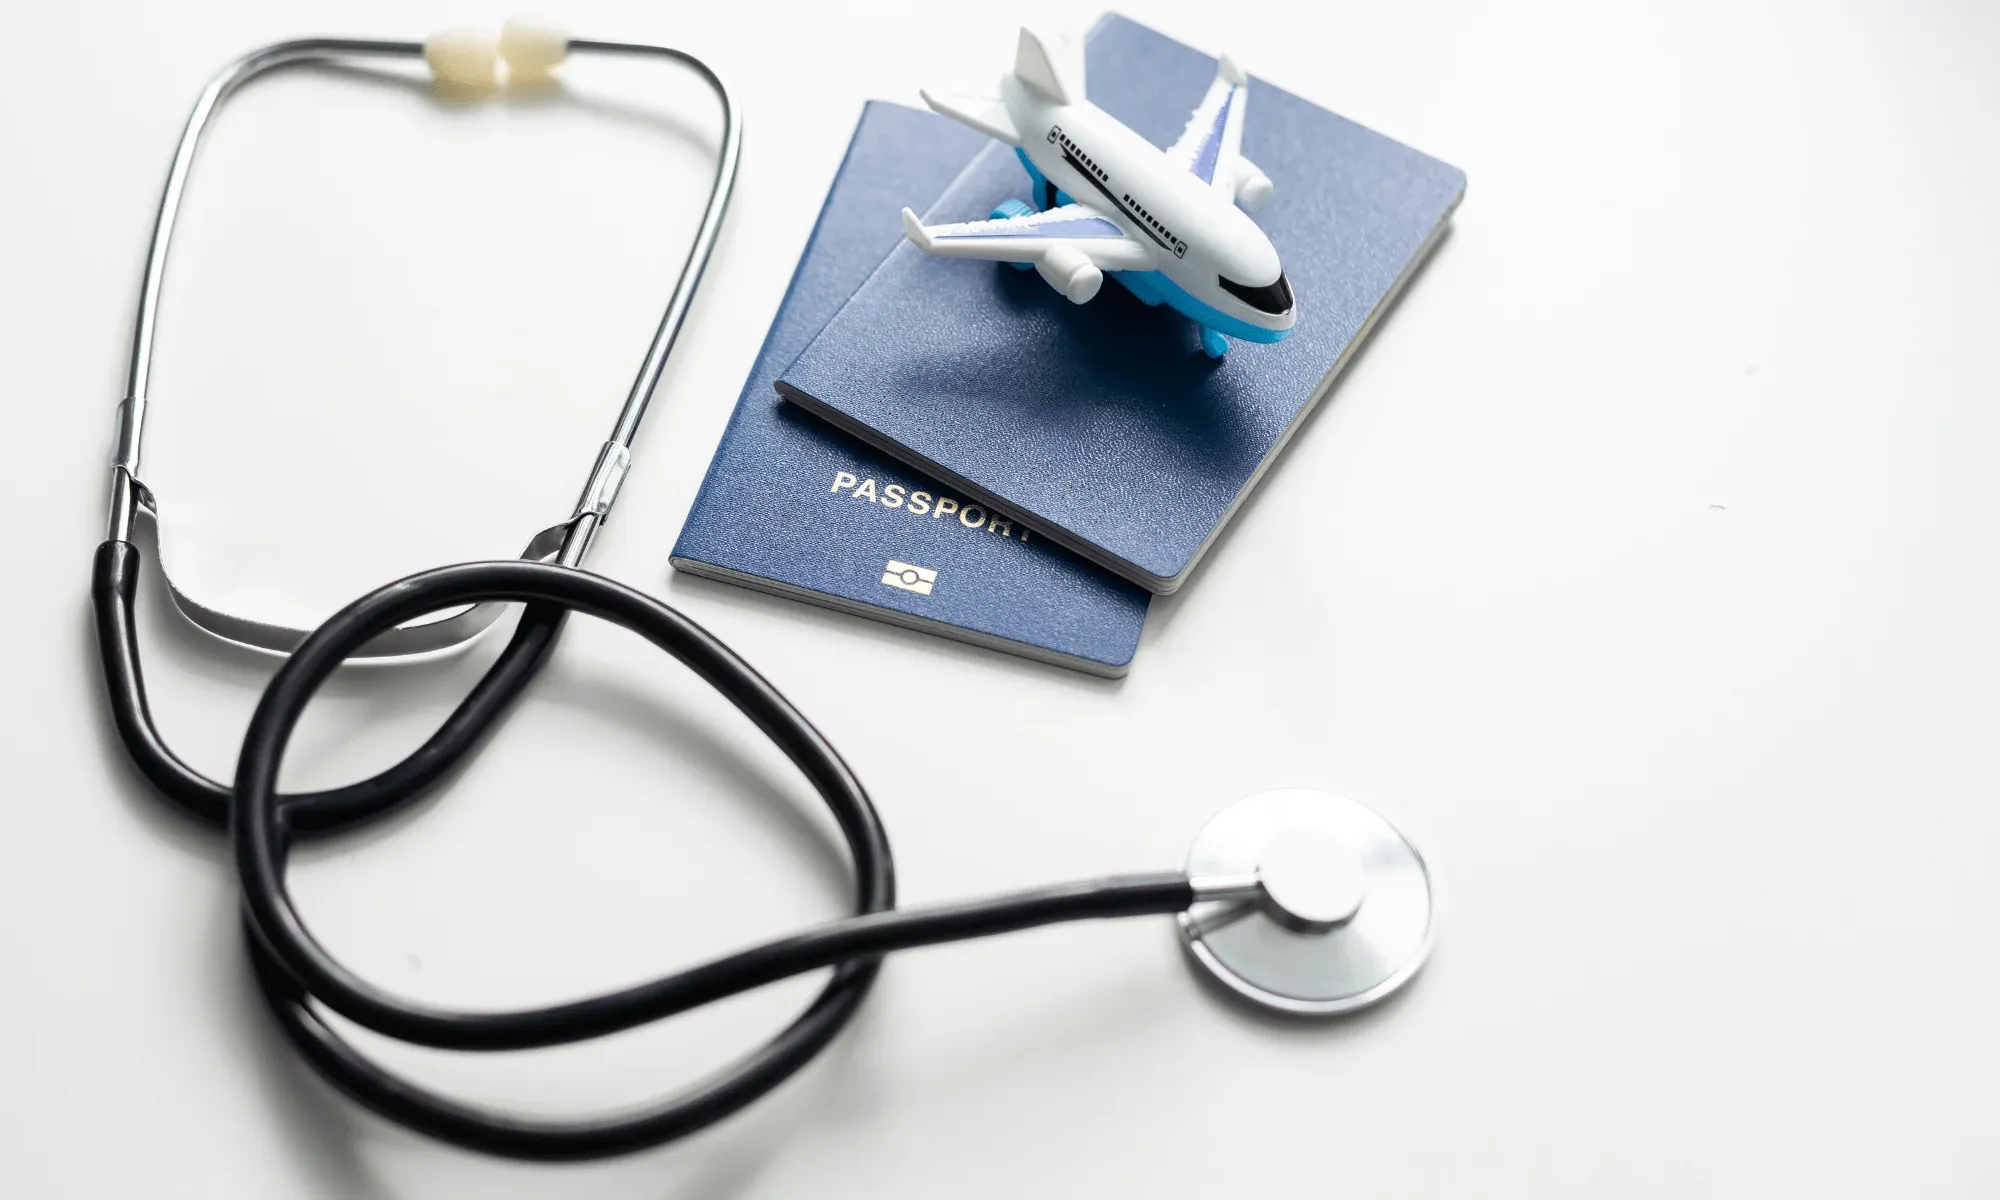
left=778, top=14, right=1466, bottom=593
left=671, top=101, right=1151, bottom=676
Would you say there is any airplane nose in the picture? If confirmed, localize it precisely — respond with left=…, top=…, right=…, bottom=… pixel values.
left=1218, top=269, right=1294, bottom=316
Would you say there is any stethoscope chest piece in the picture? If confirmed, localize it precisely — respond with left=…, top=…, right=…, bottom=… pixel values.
left=1180, top=789, right=1435, bottom=1016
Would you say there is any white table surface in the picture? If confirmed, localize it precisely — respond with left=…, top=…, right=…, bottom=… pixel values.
left=4, top=0, right=1998, bottom=1195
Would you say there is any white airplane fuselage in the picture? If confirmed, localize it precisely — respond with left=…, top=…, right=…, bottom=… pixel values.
left=999, top=76, right=1296, bottom=343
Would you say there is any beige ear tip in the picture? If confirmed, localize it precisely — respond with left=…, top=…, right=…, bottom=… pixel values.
left=423, top=28, right=501, bottom=93
left=500, top=18, right=569, bottom=85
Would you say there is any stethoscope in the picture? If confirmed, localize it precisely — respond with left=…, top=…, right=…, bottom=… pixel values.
left=92, top=22, right=1438, bottom=1163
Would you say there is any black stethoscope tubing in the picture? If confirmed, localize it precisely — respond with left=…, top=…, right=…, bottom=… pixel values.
left=98, top=550, right=1195, bottom=1160
left=93, top=540, right=564, bottom=836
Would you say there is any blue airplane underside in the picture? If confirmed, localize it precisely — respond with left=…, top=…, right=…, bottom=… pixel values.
left=993, top=149, right=1284, bottom=359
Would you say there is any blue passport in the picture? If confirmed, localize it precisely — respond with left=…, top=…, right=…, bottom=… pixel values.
left=671, top=101, right=1151, bottom=676
left=778, top=15, right=1466, bottom=593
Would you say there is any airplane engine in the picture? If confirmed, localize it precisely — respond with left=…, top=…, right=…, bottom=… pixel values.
left=1238, top=169, right=1273, bottom=213
left=1036, top=244, right=1102, bottom=304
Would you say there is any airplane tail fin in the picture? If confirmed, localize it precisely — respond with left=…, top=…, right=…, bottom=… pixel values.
left=919, top=89, right=1021, bottom=146
left=900, top=207, right=936, bottom=251
left=1013, top=27, right=1082, bottom=104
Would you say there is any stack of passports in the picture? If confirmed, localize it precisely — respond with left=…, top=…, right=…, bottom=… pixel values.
left=671, top=102, right=1153, bottom=675
left=673, top=15, right=1464, bottom=675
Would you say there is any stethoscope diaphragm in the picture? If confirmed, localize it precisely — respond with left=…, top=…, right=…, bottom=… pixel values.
left=1180, top=789, right=1435, bottom=1015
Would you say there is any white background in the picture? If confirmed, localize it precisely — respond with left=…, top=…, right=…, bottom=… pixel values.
left=3, top=0, right=1997, bottom=1195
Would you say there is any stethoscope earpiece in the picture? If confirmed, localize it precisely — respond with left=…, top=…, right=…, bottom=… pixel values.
left=423, top=19, right=571, bottom=94
left=1181, top=790, right=1435, bottom=1016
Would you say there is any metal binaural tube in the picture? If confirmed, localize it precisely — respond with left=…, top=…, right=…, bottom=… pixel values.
left=122, top=40, right=425, bottom=412
left=109, top=39, right=425, bottom=545
left=566, top=39, right=742, bottom=461
left=101, top=31, right=741, bottom=651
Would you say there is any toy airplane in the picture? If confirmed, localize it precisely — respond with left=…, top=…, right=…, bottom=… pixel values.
left=902, top=27, right=1295, bottom=358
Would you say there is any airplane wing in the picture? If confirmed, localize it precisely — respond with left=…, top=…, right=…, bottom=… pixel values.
left=918, top=89, right=1021, bottom=146
left=1164, top=55, right=1270, bottom=209
left=901, top=203, right=1151, bottom=270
